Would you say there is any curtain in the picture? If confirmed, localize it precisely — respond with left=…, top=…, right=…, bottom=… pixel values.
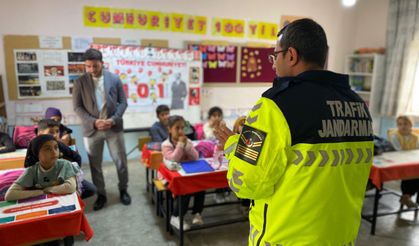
left=380, top=0, right=419, bottom=117
left=396, top=32, right=419, bottom=115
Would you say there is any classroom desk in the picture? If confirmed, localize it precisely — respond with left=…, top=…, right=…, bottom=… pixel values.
left=363, top=149, right=419, bottom=235
left=158, top=163, right=246, bottom=246
left=0, top=192, right=93, bottom=245
left=0, top=149, right=26, bottom=170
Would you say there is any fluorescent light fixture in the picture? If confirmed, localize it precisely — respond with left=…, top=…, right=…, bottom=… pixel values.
left=342, top=0, right=357, bottom=7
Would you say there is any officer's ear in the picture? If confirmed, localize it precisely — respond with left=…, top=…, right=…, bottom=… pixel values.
left=287, top=47, right=299, bottom=67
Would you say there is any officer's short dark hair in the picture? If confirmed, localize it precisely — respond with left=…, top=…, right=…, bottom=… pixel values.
left=278, top=18, right=328, bottom=68
left=38, top=119, right=60, bottom=132
left=156, top=104, right=170, bottom=117
left=83, top=48, right=103, bottom=62
left=208, top=106, right=223, bottom=119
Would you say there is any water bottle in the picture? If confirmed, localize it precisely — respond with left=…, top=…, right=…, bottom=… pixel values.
left=213, top=144, right=224, bottom=170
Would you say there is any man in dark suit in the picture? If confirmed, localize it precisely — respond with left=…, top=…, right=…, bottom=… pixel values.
left=73, top=48, right=130, bottom=211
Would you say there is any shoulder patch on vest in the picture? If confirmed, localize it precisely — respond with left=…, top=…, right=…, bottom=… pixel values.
left=234, top=125, right=267, bottom=165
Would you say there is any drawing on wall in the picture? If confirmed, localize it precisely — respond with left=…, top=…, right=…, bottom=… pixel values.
left=189, top=66, right=200, bottom=84
left=189, top=88, right=200, bottom=106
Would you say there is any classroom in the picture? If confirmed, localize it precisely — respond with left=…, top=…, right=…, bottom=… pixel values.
left=1, top=0, right=419, bottom=245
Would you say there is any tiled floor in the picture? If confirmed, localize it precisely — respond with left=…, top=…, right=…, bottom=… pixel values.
left=74, top=160, right=419, bottom=245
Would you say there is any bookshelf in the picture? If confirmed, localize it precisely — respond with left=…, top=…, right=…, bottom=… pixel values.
left=345, top=54, right=384, bottom=113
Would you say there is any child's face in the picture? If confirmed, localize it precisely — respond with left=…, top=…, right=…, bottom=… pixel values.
left=397, top=118, right=412, bottom=136
left=209, top=112, right=222, bottom=124
left=158, top=111, right=170, bottom=126
left=38, top=140, right=59, bottom=169
left=38, top=126, right=60, bottom=140
left=169, top=120, right=185, bottom=142
left=50, top=116, right=62, bottom=123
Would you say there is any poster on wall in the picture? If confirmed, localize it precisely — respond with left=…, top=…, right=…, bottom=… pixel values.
left=188, top=44, right=237, bottom=83
left=91, top=44, right=202, bottom=113
left=15, top=50, right=73, bottom=99
left=240, top=47, right=276, bottom=83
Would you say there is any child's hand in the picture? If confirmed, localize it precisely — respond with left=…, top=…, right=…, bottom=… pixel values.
left=178, top=136, right=187, bottom=144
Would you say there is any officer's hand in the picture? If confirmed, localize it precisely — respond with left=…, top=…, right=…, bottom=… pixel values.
left=214, top=124, right=234, bottom=149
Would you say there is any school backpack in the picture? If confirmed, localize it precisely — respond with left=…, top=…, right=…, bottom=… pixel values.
left=13, top=125, right=37, bottom=148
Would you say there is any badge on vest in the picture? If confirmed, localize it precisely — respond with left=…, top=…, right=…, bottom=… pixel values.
left=235, top=125, right=266, bottom=165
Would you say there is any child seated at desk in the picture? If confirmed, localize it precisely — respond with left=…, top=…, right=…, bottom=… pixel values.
left=204, top=106, right=225, bottom=141
left=150, top=104, right=170, bottom=142
left=389, top=115, right=419, bottom=208
left=5, top=134, right=80, bottom=201
left=45, top=107, right=73, bottom=146
left=162, top=115, right=205, bottom=230
left=25, top=119, right=96, bottom=199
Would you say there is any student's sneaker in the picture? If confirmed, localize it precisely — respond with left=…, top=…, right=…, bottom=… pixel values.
left=400, top=194, right=418, bottom=208
left=215, top=193, right=225, bottom=204
left=170, top=216, right=191, bottom=230
left=192, top=213, right=204, bottom=225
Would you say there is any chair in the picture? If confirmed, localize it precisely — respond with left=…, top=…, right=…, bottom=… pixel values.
left=138, top=136, right=152, bottom=152
left=138, top=136, right=151, bottom=189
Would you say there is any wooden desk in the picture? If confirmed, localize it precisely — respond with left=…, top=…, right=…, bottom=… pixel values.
left=364, top=150, right=419, bottom=235
left=0, top=149, right=26, bottom=170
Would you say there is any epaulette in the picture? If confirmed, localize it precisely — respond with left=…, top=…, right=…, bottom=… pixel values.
left=262, top=77, right=301, bottom=99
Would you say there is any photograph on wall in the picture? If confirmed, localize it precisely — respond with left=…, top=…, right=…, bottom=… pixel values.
left=189, top=88, right=200, bottom=106
left=14, top=49, right=72, bottom=99
left=240, top=46, right=276, bottom=83
left=16, top=52, right=37, bottom=61
left=19, top=86, right=41, bottom=97
left=46, top=80, right=66, bottom=91
left=92, top=44, right=200, bottom=113
left=44, top=65, right=64, bottom=77
left=189, top=66, right=200, bottom=84
left=68, top=52, right=85, bottom=62
left=17, top=63, right=39, bottom=73
left=69, top=75, right=80, bottom=84
left=68, top=64, right=85, bottom=74
left=188, top=44, right=237, bottom=83
left=18, top=75, right=39, bottom=85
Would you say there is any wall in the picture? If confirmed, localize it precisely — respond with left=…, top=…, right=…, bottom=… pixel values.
left=0, top=0, right=389, bottom=162
left=353, top=0, right=389, bottom=49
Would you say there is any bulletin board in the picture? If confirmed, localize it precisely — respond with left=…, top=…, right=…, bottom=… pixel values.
left=240, top=46, right=275, bottom=83
left=186, top=41, right=275, bottom=85
left=3, top=35, right=122, bottom=100
left=187, top=43, right=238, bottom=83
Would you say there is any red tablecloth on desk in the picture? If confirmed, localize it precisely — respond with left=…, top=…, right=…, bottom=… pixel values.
left=370, top=163, right=419, bottom=189
left=0, top=195, right=93, bottom=246
left=158, top=164, right=229, bottom=196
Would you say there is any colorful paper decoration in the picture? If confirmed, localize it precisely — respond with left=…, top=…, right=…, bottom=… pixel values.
left=240, top=47, right=276, bottom=83
left=189, top=44, right=237, bottom=83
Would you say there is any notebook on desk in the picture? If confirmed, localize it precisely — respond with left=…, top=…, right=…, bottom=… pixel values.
left=180, top=159, right=214, bottom=174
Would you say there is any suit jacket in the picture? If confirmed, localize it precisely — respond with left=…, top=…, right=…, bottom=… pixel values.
left=72, top=70, right=128, bottom=137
